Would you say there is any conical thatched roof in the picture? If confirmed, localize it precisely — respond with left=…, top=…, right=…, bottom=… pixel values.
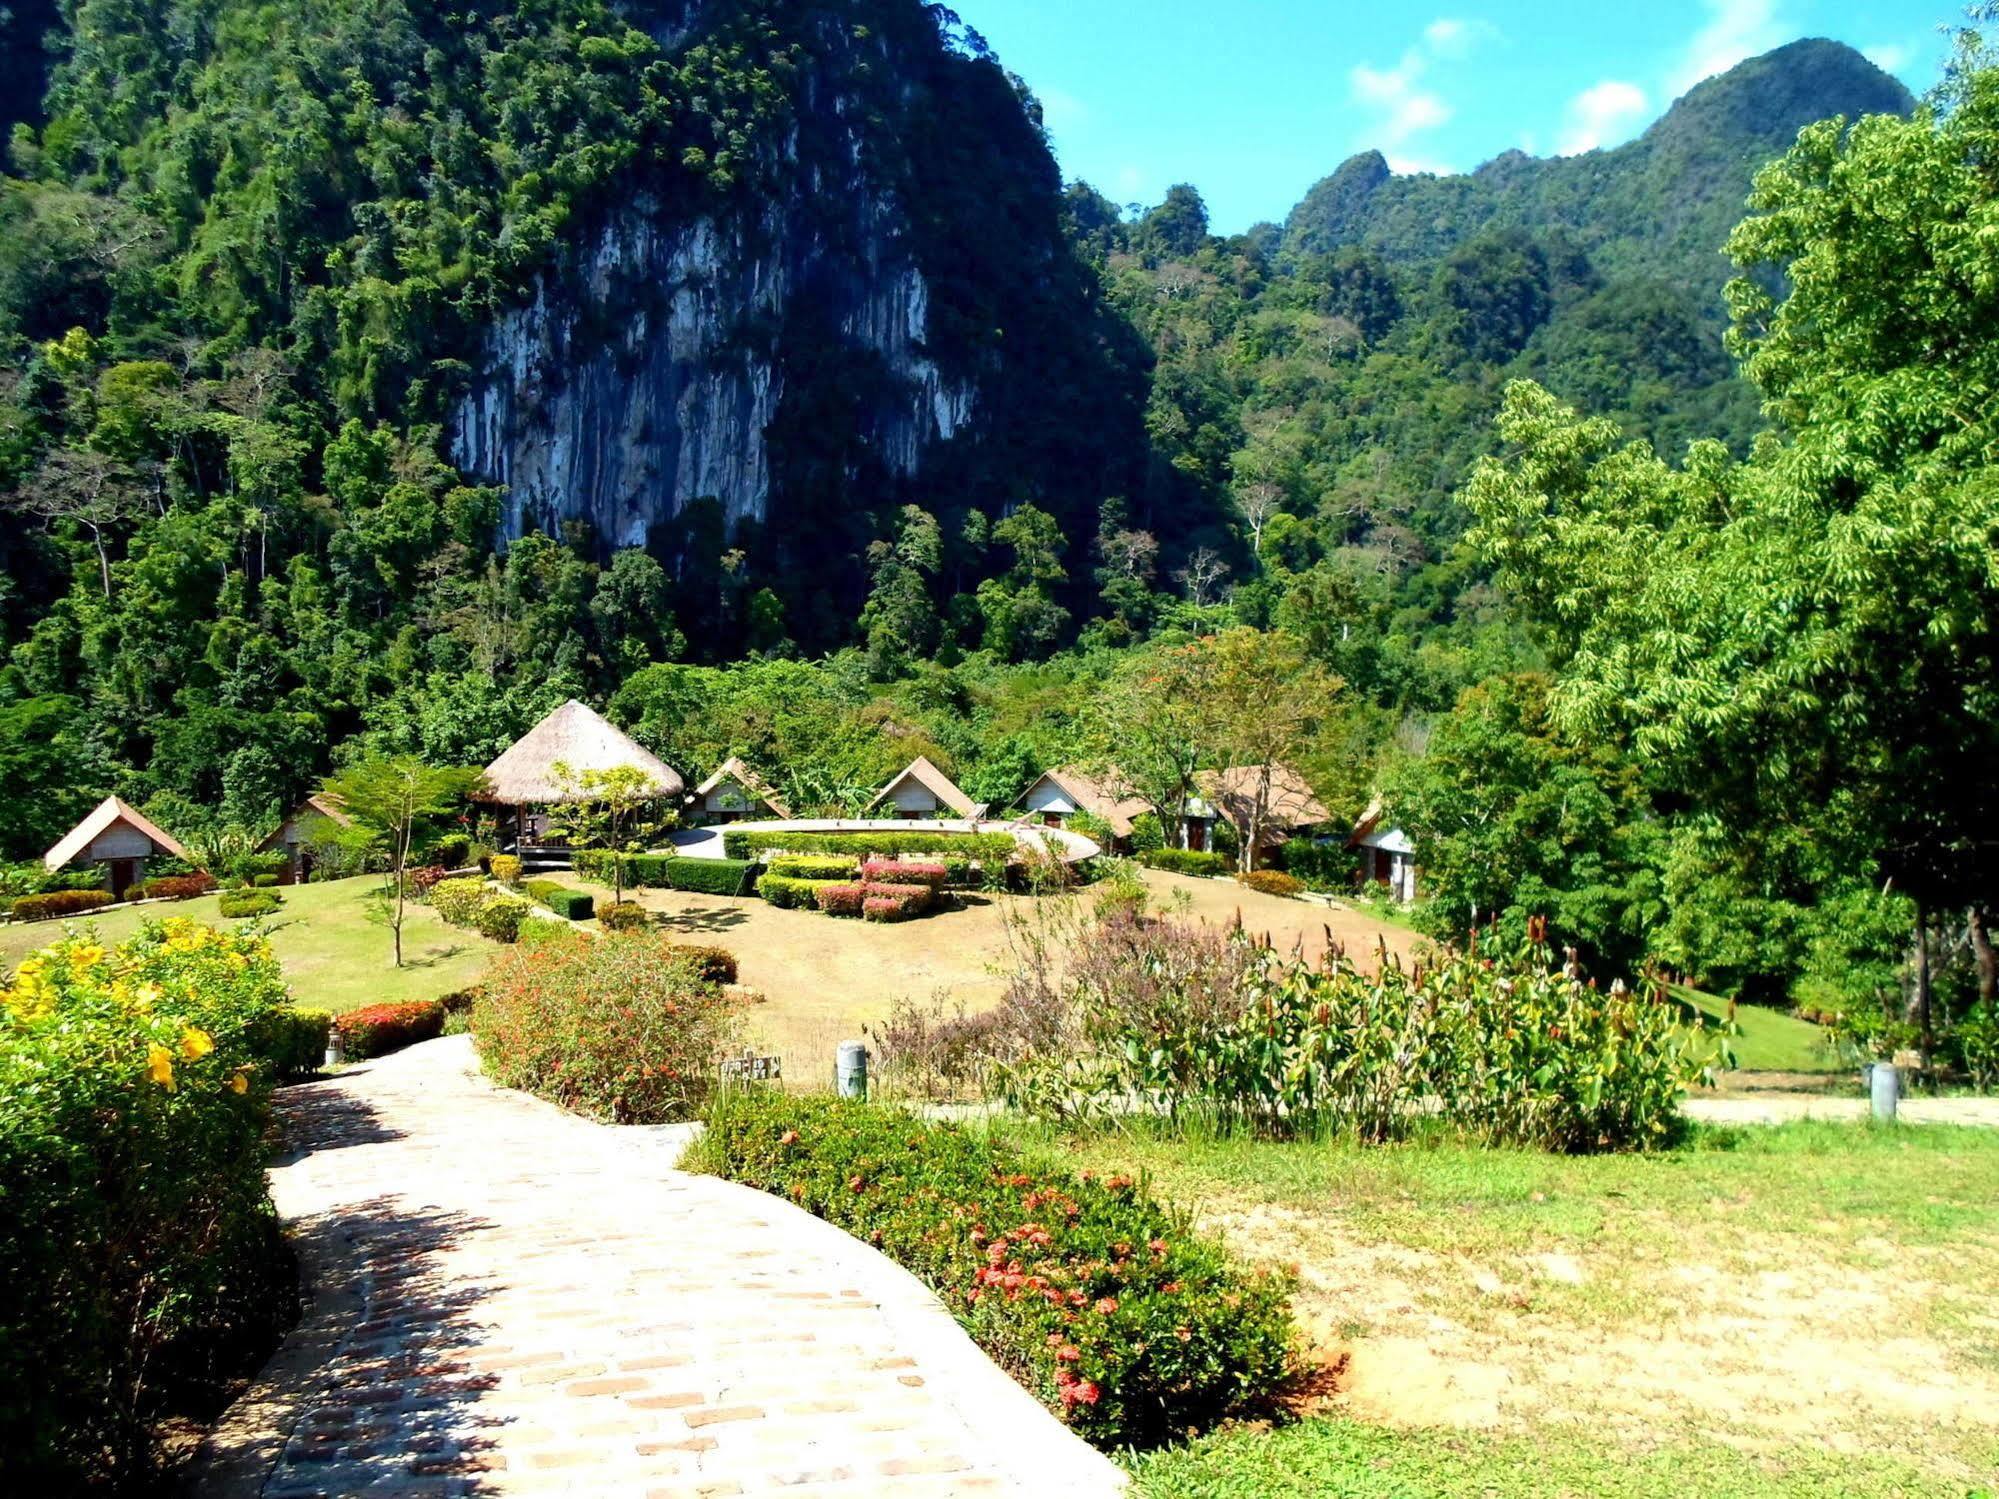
left=476, top=700, right=684, bottom=806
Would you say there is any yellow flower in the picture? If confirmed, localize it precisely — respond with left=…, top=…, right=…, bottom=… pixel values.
left=179, top=1026, right=215, bottom=1062
left=130, top=983, right=160, bottom=1012
left=229, top=1070, right=250, bottom=1095
left=68, top=943, right=106, bottom=970
left=147, top=1043, right=175, bottom=1090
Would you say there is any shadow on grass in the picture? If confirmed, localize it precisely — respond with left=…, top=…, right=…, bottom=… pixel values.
left=397, top=942, right=473, bottom=971
left=652, top=904, right=750, bottom=934
left=190, top=1197, right=507, bottom=1497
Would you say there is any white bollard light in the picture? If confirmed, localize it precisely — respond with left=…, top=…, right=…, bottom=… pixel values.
left=836, top=1039, right=869, bottom=1100
left=1870, top=1062, right=1899, bottom=1122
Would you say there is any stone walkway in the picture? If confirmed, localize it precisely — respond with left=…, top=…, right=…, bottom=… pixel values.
left=1685, top=1093, right=1999, bottom=1128
left=194, top=1037, right=1124, bottom=1498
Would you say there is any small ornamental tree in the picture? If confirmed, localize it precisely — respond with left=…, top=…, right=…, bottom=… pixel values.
left=547, top=762, right=669, bottom=909
left=321, top=758, right=486, bottom=967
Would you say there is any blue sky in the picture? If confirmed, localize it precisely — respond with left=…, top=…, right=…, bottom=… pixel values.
left=958, top=0, right=1957, bottom=232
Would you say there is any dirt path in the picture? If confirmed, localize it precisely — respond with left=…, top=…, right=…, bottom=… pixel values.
left=192, top=1036, right=1122, bottom=1498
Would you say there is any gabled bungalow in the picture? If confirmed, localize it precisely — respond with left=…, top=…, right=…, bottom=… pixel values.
left=44, top=796, right=190, bottom=899
left=1187, top=763, right=1333, bottom=866
left=1350, top=799, right=1417, bottom=902
left=475, top=699, right=684, bottom=858
left=692, top=757, right=792, bottom=824
left=867, top=756, right=985, bottom=821
left=257, top=794, right=353, bottom=884
left=1019, top=765, right=1151, bottom=852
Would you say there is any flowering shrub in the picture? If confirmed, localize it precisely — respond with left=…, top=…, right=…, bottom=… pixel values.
left=334, top=999, right=445, bottom=1059
left=428, top=876, right=488, bottom=927
left=598, top=900, right=648, bottom=932
left=1236, top=869, right=1305, bottom=898
left=474, top=894, right=531, bottom=943
left=0, top=920, right=296, bottom=1488
left=405, top=864, right=449, bottom=896
left=769, top=854, right=862, bottom=881
left=815, top=882, right=868, bottom=916
left=517, top=915, right=578, bottom=947
left=688, top=1093, right=1294, bottom=1447
left=864, top=884, right=933, bottom=921
left=666, top=943, right=739, bottom=984
left=490, top=854, right=522, bottom=885
left=218, top=889, right=283, bottom=919
left=861, top=860, right=948, bottom=889
left=135, top=871, right=218, bottom=901
left=474, top=931, right=744, bottom=1122
left=11, top=888, right=113, bottom=922
left=758, top=873, right=840, bottom=909
left=1138, top=849, right=1232, bottom=877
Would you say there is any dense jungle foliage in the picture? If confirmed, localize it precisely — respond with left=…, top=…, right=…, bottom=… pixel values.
left=0, top=0, right=1988, bottom=1059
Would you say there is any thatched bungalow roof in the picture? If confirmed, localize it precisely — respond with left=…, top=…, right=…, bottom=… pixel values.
left=868, top=756, right=982, bottom=818
left=694, top=757, right=793, bottom=819
left=45, top=796, right=188, bottom=871
left=1023, top=765, right=1153, bottom=839
left=475, top=700, right=684, bottom=806
left=1196, top=763, right=1332, bottom=835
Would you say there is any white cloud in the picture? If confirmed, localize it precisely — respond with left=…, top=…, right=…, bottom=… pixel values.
left=1864, top=42, right=1912, bottom=73
left=1349, top=16, right=1497, bottom=164
left=1386, top=155, right=1455, bottom=177
left=1558, top=79, right=1649, bottom=155
left=1115, top=165, right=1146, bottom=198
left=1672, top=0, right=1784, bottom=96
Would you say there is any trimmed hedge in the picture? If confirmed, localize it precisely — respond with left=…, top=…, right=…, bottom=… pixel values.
left=1139, top=848, right=1233, bottom=877
left=599, top=901, right=648, bottom=933
left=136, top=872, right=218, bottom=902
left=524, top=878, right=595, bottom=921
left=474, top=894, right=530, bottom=943
left=768, top=854, right=862, bottom=881
left=757, top=873, right=841, bottom=909
left=815, top=882, right=867, bottom=917
left=333, top=1000, right=444, bottom=1059
left=250, top=873, right=282, bottom=888
left=573, top=850, right=676, bottom=888
left=724, top=830, right=1016, bottom=865
left=11, top=888, right=112, bottom=922
left=663, top=856, right=756, bottom=896
left=217, top=889, right=282, bottom=919
left=688, top=1094, right=1295, bottom=1448
left=1236, top=869, right=1305, bottom=897
left=428, top=877, right=487, bottom=927
left=254, top=1009, right=331, bottom=1079
left=489, top=854, right=522, bottom=885
left=861, top=859, right=948, bottom=890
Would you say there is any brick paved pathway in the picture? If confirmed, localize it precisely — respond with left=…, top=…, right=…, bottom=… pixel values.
left=194, top=1036, right=1124, bottom=1498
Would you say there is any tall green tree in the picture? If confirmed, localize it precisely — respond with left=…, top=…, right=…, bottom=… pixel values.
left=321, top=757, right=485, bottom=967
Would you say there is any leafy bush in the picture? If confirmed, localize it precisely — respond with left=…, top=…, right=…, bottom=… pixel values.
left=726, top=830, right=1017, bottom=864
left=254, top=1009, right=331, bottom=1079
left=517, top=916, right=576, bottom=947
left=1128, top=812, right=1166, bottom=854
left=861, top=859, right=948, bottom=889
left=524, top=878, right=595, bottom=920
left=1278, top=838, right=1361, bottom=891
left=428, top=876, right=488, bottom=927
left=663, top=856, right=756, bottom=896
left=666, top=943, right=739, bottom=984
left=11, top=888, right=113, bottom=922
left=758, top=873, right=841, bottom=909
left=217, top=889, right=283, bottom=919
left=334, top=999, right=444, bottom=1059
left=405, top=864, right=449, bottom=897
left=135, top=871, right=218, bottom=902
left=1237, top=869, right=1305, bottom=898
left=991, top=911, right=1718, bottom=1151
left=474, top=894, right=531, bottom=943
left=228, top=850, right=288, bottom=885
left=865, top=883, right=934, bottom=921
left=474, top=931, right=744, bottom=1122
left=769, top=854, right=862, bottom=881
left=490, top=854, right=522, bottom=885
left=1, top=861, right=106, bottom=899
left=1138, top=848, right=1232, bottom=877
left=250, top=873, right=282, bottom=888
left=598, top=900, right=648, bottom=933
left=688, top=1093, right=1294, bottom=1447
left=816, top=882, right=868, bottom=917
left=0, top=920, right=296, bottom=1489
left=424, top=836, right=471, bottom=870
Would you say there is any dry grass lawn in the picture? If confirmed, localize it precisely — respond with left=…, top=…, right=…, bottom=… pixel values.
left=571, top=868, right=1420, bottom=1073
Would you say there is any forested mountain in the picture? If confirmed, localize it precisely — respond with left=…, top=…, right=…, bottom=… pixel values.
left=0, top=1, right=1913, bottom=875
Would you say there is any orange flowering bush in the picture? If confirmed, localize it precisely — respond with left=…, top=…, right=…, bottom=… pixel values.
left=473, top=930, right=744, bottom=1122
left=688, top=1093, right=1294, bottom=1447
left=0, top=918, right=297, bottom=1489
left=334, top=999, right=445, bottom=1059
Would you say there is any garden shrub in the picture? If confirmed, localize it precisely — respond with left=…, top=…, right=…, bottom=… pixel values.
left=573, top=850, right=676, bottom=887
left=424, top=836, right=471, bottom=870
left=1237, top=869, right=1305, bottom=898
left=524, top=878, right=594, bottom=920
left=489, top=854, right=522, bottom=885
left=768, top=854, right=861, bottom=881
left=474, top=931, right=744, bottom=1122
left=217, top=889, right=283, bottom=919
left=726, top=830, right=1016, bottom=864
left=428, top=876, right=487, bottom=927
left=0, top=920, right=296, bottom=1489
left=11, top=888, right=113, bottom=922
left=687, top=1093, right=1295, bottom=1447
left=815, top=882, right=868, bottom=917
left=663, top=856, right=756, bottom=896
left=757, top=873, right=840, bottom=909
left=251, top=1008, right=332, bottom=1079
left=598, top=900, right=649, bottom=933
left=251, top=873, right=282, bottom=888
left=474, top=894, right=531, bottom=943
left=405, top=864, right=449, bottom=897
left=861, top=859, right=948, bottom=890
left=1128, top=812, right=1165, bottom=854
left=517, top=916, right=577, bottom=947
left=1138, top=848, right=1232, bottom=877
left=229, top=850, right=289, bottom=885
left=864, top=883, right=934, bottom=921
left=135, top=871, right=218, bottom=902
left=334, top=999, right=444, bottom=1059
left=666, top=943, right=739, bottom=984
left=1278, top=838, right=1361, bottom=891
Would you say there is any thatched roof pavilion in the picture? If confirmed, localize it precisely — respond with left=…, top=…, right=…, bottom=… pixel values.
left=476, top=700, right=684, bottom=806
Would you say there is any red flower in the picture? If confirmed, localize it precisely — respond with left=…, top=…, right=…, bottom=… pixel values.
left=1094, top=1297, right=1119, bottom=1316
left=1149, top=1238, right=1168, bottom=1256
left=1055, top=1344, right=1081, bottom=1363
left=778, top=1129, right=799, bottom=1146
left=848, top=1175, right=866, bottom=1191
left=1061, top=1379, right=1101, bottom=1408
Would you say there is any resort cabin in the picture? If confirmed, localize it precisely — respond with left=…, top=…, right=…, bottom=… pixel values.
left=1019, top=765, right=1151, bottom=852
left=257, top=794, right=352, bottom=884
left=691, top=757, right=792, bottom=824
left=868, top=756, right=985, bottom=821
left=1350, top=800, right=1418, bottom=902
left=43, top=796, right=190, bottom=899
left=476, top=699, right=684, bottom=868
left=1187, top=763, right=1333, bottom=867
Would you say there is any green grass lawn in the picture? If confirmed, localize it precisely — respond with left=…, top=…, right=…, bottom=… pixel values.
left=1671, top=982, right=1839, bottom=1072
left=0, top=875, right=496, bottom=1014
left=1016, top=1122, right=1999, bottom=1498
